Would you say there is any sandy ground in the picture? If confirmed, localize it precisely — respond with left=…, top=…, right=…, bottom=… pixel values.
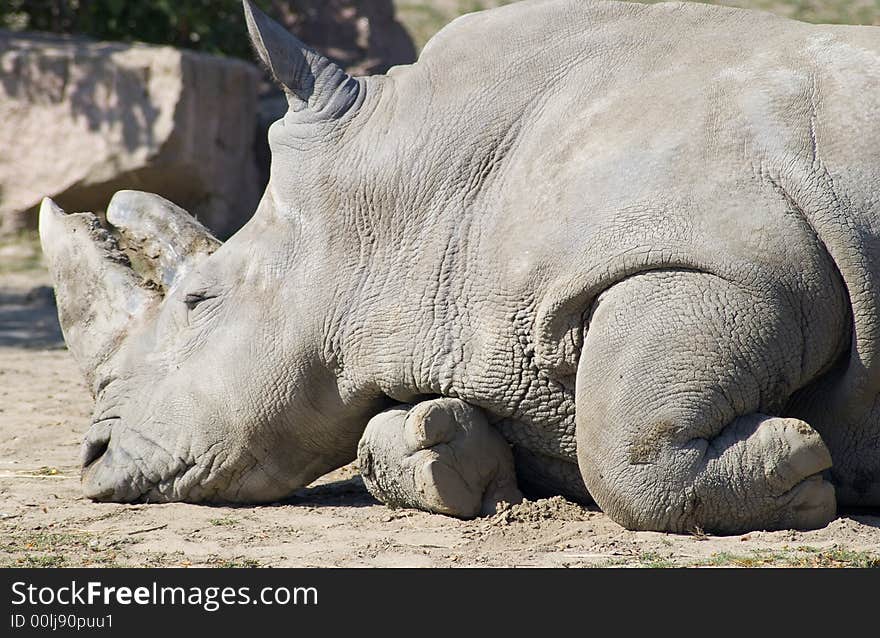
left=2, top=248, right=880, bottom=568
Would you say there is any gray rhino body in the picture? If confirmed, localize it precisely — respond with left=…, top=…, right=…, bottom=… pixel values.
left=39, top=0, right=880, bottom=533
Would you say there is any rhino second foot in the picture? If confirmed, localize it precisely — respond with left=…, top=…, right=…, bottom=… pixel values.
left=357, top=398, right=523, bottom=518
left=575, top=270, right=840, bottom=534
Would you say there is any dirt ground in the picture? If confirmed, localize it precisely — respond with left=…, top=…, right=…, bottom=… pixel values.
left=2, top=240, right=880, bottom=568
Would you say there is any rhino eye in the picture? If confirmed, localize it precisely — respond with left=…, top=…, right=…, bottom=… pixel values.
left=183, top=291, right=217, bottom=311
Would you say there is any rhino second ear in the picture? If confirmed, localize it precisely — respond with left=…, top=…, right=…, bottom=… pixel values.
left=242, top=0, right=360, bottom=119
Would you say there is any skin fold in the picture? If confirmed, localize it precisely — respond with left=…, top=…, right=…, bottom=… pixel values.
left=39, top=0, right=880, bottom=534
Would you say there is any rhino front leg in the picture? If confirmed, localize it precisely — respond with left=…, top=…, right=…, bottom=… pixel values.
left=357, top=398, right=523, bottom=518
left=575, top=270, right=840, bottom=534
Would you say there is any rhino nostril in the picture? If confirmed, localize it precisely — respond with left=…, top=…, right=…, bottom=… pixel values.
left=82, top=419, right=116, bottom=469
left=82, top=436, right=110, bottom=468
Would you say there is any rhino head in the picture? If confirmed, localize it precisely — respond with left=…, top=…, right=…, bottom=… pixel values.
left=40, top=1, right=391, bottom=503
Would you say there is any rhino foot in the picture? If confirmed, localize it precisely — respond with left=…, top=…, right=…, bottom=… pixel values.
left=357, top=398, right=523, bottom=518
left=574, top=270, right=840, bottom=534
left=695, top=415, right=836, bottom=533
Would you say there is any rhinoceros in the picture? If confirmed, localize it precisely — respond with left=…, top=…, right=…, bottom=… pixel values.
left=38, top=0, right=880, bottom=534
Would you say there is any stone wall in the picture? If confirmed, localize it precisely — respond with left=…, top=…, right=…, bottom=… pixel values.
left=0, top=31, right=263, bottom=238
left=0, top=1, right=417, bottom=238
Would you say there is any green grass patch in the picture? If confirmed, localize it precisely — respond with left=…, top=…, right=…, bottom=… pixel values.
left=601, top=551, right=678, bottom=568
left=0, top=530, right=130, bottom=568
left=208, top=517, right=238, bottom=527
left=206, top=557, right=262, bottom=568
left=696, top=546, right=880, bottom=568
left=599, top=544, right=880, bottom=568
left=635, top=551, right=678, bottom=568
left=16, top=554, right=68, bottom=568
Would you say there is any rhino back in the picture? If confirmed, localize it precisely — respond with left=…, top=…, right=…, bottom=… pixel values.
left=340, top=1, right=880, bottom=463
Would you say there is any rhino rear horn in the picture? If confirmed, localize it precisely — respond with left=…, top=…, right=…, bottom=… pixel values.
left=39, top=198, right=159, bottom=394
left=242, top=0, right=360, bottom=119
left=106, top=191, right=221, bottom=293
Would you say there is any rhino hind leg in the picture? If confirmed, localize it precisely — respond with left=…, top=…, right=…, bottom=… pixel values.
left=574, top=269, right=841, bottom=535
left=357, top=398, right=523, bottom=518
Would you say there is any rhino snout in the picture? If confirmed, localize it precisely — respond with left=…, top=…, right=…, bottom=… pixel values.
left=79, top=418, right=180, bottom=503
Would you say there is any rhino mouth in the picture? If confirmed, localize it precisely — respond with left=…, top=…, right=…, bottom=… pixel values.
left=80, top=418, right=187, bottom=503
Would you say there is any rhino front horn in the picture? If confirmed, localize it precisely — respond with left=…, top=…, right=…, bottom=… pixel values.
left=39, top=198, right=158, bottom=394
left=242, top=0, right=360, bottom=118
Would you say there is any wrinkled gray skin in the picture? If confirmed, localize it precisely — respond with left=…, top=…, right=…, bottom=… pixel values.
left=358, top=398, right=522, bottom=517
left=39, top=0, right=880, bottom=534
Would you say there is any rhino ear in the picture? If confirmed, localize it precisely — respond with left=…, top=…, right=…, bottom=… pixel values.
left=242, top=0, right=360, bottom=118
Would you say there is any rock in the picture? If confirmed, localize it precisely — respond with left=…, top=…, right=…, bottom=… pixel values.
left=0, top=30, right=262, bottom=238
left=270, top=0, right=416, bottom=75
left=0, top=241, right=38, bottom=264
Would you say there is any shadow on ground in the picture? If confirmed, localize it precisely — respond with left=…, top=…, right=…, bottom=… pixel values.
left=288, top=476, right=379, bottom=509
left=0, top=286, right=64, bottom=349
left=840, top=508, right=880, bottom=529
